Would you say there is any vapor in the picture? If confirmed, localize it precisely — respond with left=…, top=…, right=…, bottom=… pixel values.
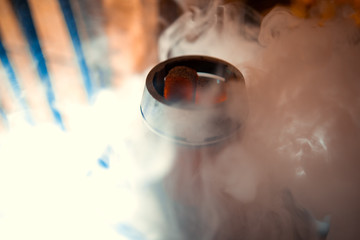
left=0, top=1, right=359, bottom=240
left=159, top=1, right=360, bottom=240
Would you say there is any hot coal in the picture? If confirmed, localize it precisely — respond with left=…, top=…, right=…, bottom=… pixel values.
left=164, top=66, right=198, bottom=102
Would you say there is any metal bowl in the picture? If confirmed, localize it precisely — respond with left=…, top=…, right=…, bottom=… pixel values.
left=140, top=55, right=248, bottom=146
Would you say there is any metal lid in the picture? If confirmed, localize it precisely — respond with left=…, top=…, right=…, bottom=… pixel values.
left=140, top=55, right=248, bottom=146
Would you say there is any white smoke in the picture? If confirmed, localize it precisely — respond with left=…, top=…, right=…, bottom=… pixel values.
left=0, top=74, right=176, bottom=240
left=159, top=2, right=360, bottom=240
left=0, top=1, right=359, bottom=240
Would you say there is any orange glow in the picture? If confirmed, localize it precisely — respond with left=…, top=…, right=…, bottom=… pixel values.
left=291, top=0, right=360, bottom=25
left=164, top=66, right=197, bottom=103
left=195, top=78, right=227, bottom=104
left=164, top=66, right=227, bottom=105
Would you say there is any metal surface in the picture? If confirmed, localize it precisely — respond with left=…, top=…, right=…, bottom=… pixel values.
left=140, top=55, right=248, bottom=146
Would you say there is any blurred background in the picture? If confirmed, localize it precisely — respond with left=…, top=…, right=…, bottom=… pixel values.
left=2, top=0, right=356, bottom=130
left=0, top=0, right=359, bottom=129
left=0, top=0, right=359, bottom=240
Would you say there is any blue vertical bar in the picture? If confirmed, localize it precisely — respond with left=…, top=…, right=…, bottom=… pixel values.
left=0, top=107, right=8, bottom=129
left=10, top=0, right=64, bottom=129
left=0, top=36, right=33, bottom=124
left=73, top=0, right=111, bottom=88
left=58, top=0, right=94, bottom=101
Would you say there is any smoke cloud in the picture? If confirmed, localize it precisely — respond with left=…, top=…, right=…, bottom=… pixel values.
left=159, top=1, right=360, bottom=240
left=0, top=1, right=359, bottom=240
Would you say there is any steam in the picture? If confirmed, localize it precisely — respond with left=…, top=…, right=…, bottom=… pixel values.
left=159, top=1, right=261, bottom=65
left=0, top=75, right=177, bottom=240
left=159, top=2, right=360, bottom=240
left=0, top=1, right=359, bottom=240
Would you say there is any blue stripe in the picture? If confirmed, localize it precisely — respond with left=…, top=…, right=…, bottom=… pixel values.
left=116, top=223, right=146, bottom=240
left=71, top=0, right=111, bottom=88
left=58, top=0, right=94, bottom=100
left=10, top=0, right=65, bottom=130
left=0, top=36, right=33, bottom=124
left=0, top=107, right=8, bottom=129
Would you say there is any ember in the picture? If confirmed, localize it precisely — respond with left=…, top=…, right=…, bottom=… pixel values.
left=164, top=65, right=227, bottom=104
left=164, top=66, right=198, bottom=102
